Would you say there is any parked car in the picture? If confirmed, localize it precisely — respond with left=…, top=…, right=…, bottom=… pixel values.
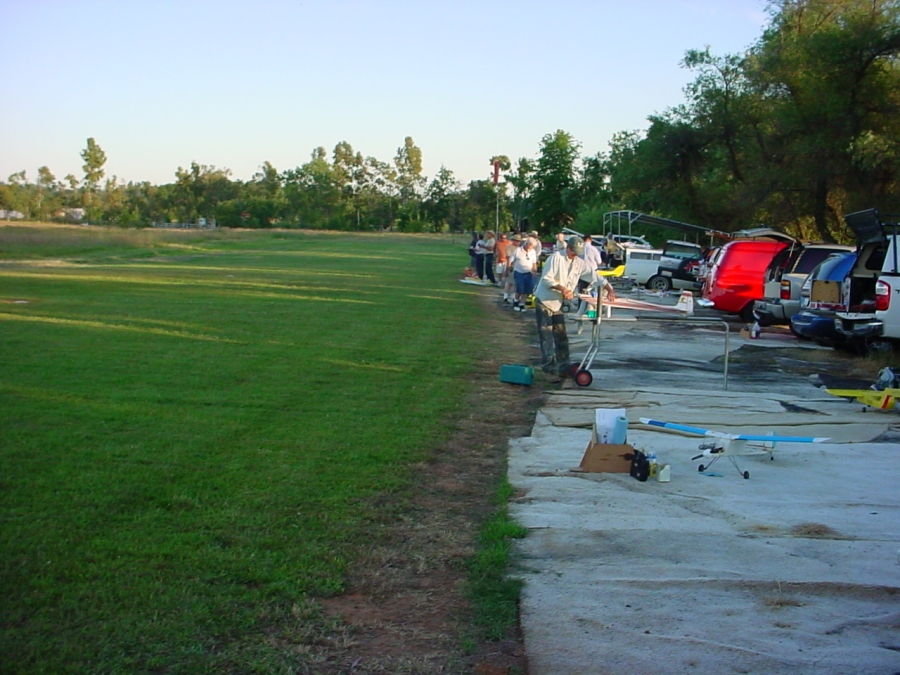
left=646, top=240, right=705, bottom=292
left=790, top=252, right=858, bottom=345
left=622, top=248, right=663, bottom=284
left=753, top=242, right=854, bottom=326
left=698, top=229, right=796, bottom=320
left=833, top=208, right=900, bottom=354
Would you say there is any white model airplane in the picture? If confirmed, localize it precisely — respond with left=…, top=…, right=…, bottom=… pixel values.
left=639, top=418, right=829, bottom=479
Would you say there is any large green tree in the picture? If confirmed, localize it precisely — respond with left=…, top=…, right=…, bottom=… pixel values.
left=750, top=0, right=900, bottom=238
left=530, top=130, right=581, bottom=233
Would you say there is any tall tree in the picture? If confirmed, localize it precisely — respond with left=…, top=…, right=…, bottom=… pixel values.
left=81, top=138, right=107, bottom=223
left=506, top=158, right=535, bottom=232
left=394, top=136, right=424, bottom=202
left=423, top=166, right=460, bottom=231
left=530, top=130, right=581, bottom=233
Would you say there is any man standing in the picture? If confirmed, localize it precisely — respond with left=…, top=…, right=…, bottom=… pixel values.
left=510, top=236, right=538, bottom=312
left=581, top=234, right=604, bottom=273
left=534, top=236, right=615, bottom=381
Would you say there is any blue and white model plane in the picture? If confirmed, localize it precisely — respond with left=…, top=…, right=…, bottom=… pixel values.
left=639, top=418, right=829, bottom=479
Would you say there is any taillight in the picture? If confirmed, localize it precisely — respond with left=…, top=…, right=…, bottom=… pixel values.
left=780, top=280, right=791, bottom=300
left=876, top=279, right=890, bottom=311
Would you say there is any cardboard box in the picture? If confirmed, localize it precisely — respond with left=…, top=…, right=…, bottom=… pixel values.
left=575, top=407, right=633, bottom=473
left=579, top=442, right=635, bottom=473
left=811, top=279, right=841, bottom=304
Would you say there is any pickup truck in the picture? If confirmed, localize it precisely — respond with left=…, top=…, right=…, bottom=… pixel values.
left=833, top=209, right=900, bottom=354
left=646, top=240, right=704, bottom=292
left=622, top=241, right=705, bottom=291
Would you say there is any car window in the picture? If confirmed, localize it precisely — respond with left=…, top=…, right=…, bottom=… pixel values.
left=864, top=244, right=887, bottom=271
left=813, top=254, right=848, bottom=280
left=795, top=248, right=846, bottom=274
left=765, top=248, right=793, bottom=281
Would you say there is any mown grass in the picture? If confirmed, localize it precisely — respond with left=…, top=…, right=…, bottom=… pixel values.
left=0, top=225, right=503, bottom=673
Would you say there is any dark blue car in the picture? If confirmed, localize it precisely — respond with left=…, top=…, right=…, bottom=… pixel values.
left=790, top=252, right=858, bottom=345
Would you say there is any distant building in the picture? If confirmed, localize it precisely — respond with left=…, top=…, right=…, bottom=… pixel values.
left=0, top=210, right=25, bottom=220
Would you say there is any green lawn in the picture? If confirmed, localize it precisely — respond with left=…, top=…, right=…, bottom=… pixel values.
left=0, top=226, right=488, bottom=673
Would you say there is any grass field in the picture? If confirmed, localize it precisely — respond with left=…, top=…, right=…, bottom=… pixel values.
left=0, top=225, right=502, bottom=673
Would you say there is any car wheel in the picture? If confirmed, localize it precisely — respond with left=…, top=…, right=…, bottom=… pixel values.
left=646, top=275, right=672, bottom=292
left=848, top=337, right=873, bottom=356
left=739, top=303, right=757, bottom=322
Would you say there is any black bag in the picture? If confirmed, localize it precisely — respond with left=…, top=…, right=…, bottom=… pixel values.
left=630, top=449, right=650, bottom=482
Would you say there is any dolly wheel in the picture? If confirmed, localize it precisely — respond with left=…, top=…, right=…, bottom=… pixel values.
left=743, top=471, right=750, bottom=480
left=574, top=370, right=593, bottom=387
left=698, top=464, right=706, bottom=472
left=569, top=363, right=582, bottom=377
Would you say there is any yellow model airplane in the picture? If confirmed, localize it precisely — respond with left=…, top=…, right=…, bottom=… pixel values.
left=825, top=388, right=900, bottom=411
left=597, top=265, right=626, bottom=278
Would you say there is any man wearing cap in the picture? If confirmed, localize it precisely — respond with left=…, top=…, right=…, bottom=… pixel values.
left=529, top=231, right=543, bottom=259
left=534, top=236, right=614, bottom=381
left=510, top=236, right=538, bottom=311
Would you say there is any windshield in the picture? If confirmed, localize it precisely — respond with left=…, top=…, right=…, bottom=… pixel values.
left=663, top=242, right=702, bottom=259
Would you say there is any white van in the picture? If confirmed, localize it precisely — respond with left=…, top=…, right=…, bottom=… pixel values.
left=833, top=209, right=900, bottom=353
left=623, top=248, right=663, bottom=285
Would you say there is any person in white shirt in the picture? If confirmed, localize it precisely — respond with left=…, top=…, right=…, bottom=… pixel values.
left=510, top=237, right=538, bottom=311
left=534, top=236, right=616, bottom=380
left=553, top=231, right=567, bottom=252
left=581, top=234, right=604, bottom=272
left=529, top=231, right=543, bottom=260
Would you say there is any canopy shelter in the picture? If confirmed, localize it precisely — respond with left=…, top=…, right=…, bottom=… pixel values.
left=602, top=210, right=732, bottom=246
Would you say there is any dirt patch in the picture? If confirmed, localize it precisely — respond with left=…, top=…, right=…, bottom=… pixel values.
left=791, top=522, right=847, bottom=539
left=314, top=287, right=545, bottom=674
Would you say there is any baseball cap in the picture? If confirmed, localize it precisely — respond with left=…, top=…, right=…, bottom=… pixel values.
left=567, top=236, right=585, bottom=255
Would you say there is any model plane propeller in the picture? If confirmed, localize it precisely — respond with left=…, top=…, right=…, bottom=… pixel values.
left=639, top=418, right=829, bottom=479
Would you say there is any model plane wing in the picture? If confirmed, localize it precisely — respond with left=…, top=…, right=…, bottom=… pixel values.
left=825, top=388, right=898, bottom=410
left=639, top=418, right=828, bottom=443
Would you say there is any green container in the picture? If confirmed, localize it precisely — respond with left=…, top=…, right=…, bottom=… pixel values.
left=499, top=364, right=534, bottom=386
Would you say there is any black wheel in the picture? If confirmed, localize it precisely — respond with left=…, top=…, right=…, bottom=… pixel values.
left=739, top=303, right=757, bottom=322
left=574, top=370, right=593, bottom=387
left=568, top=363, right=582, bottom=377
left=698, top=464, right=706, bottom=472
left=647, top=275, right=672, bottom=292
left=743, top=471, right=750, bottom=480
left=848, top=337, right=873, bottom=356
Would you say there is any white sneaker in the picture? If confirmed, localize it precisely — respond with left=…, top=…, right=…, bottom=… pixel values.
left=513, top=305, right=522, bottom=312
left=503, top=293, right=509, bottom=301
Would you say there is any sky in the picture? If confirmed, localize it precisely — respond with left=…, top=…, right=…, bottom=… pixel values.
left=0, top=0, right=770, bottom=188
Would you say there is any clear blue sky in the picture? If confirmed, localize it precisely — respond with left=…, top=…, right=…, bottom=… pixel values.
left=0, top=0, right=769, bottom=188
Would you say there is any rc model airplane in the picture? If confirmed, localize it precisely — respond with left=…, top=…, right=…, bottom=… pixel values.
left=824, top=388, right=900, bottom=411
left=639, top=418, right=829, bottom=479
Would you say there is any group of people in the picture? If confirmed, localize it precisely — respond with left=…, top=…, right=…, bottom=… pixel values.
left=468, top=230, right=617, bottom=383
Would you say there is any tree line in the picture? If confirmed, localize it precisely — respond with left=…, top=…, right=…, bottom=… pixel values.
left=2, top=0, right=898, bottom=241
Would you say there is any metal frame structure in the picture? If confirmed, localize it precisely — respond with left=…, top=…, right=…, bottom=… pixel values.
left=601, top=210, right=731, bottom=246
